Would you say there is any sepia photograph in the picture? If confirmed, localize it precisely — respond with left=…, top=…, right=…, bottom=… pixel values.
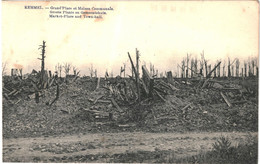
left=2, top=0, right=259, bottom=163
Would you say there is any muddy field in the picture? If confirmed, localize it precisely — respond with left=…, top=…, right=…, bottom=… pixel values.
left=2, top=76, right=258, bottom=163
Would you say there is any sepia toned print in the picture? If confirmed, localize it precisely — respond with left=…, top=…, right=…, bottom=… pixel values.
left=2, top=1, right=258, bottom=163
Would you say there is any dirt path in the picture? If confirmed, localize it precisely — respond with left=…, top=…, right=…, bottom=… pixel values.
left=3, top=132, right=257, bottom=162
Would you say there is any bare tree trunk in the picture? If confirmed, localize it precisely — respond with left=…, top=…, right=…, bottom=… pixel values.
left=223, top=66, right=225, bottom=77
left=228, top=57, right=231, bottom=77
left=191, top=58, right=194, bottom=78
left=217, top=62, right=221, bottom=77
left=244, top=63, right=247, bottom=77
left=231, top=65, right=234, bottom=77
left=19, top=69, right=23, bottom=79
left=214, top=64, right=216, bottom=77
left=124, top=63, right=126, bottom=78
left=136, top=48, right=140, bottom=102
left=186, top=54, right=190, bottom=78
left=38, top=41, right=46, bottom=88
left=194, top=58, right=198, bottom=75
left=208, top=65, right=211, bottom=76
left=177, top=66, right=179, bottom=78
left=248, top=61, right=252, bottom=77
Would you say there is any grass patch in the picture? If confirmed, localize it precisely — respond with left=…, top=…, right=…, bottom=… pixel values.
left=172, top=134, right=258, bottom=164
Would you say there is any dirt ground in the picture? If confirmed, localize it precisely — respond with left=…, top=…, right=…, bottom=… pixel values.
left=3, top=132, right=256, bottom=162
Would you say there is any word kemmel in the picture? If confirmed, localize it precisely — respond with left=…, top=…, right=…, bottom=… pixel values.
left=24, top=6, right=43, bottom=9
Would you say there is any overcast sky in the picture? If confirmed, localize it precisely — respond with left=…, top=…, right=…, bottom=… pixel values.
left=2, top=1, right=259, bottom=76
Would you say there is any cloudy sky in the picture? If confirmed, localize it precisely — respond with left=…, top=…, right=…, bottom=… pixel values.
left=2, top=1, right=258, bottom=76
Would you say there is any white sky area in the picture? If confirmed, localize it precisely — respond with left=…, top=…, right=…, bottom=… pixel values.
left=2, top=1, right=259, bottom=77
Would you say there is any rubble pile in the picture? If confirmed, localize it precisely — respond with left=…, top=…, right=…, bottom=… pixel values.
left=2, top=69, right=258, bottom=138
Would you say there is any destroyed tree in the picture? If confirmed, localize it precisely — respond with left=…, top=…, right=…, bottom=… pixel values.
left=136, top=48, right=140, bottom=102
left=201, top=51, right=208, bottom=77
left=194, top=57, right=198, bottom=76
left=213, top=64, right=216, bottom=77
left=248, top=58, right=252, bottom=76
left=208, top=64, right=211, bottom=75
left=231, top=65, right=234, bottom=77
left=176, top=66, right=179, bottom=78
left=123, top=63, right=126, bottom=77
left=228, top=58, right=231, bottom=77
left=190, top=58, right=194, bottom=78
left=200, top=52, right=204, bottom=76
left=206, top=61, right=221, bottom=78
left=38, top=41, right=46, bottom=87
left=55, top=63, right=63, bottom=77
left=89, top=64, right=94, bottom=78
left=244, top=61, right=247, bottom=77
left=257, top=64, right=259, bottom=77
left=19, top=68, right=23, bottom=79
left=94, top=69, right=97, bottom=77
left=149, top=63, right=152, bottom=76
left=186, top=53, right=191, bottom=78
left=73, top=66, right=77, bottom=75
left=251, top=57, right=256, bottom=76
left=128, top=49, right=141, bottom=102
left=223, top=60, right=226, bottom=77
left=217, top=60, right=221, bottom=77
left=2, top=62, right=7, bottom=76
left=63, top=63, right=71, bottom=77
left=181, top=58, right=185, bottom=78
left=236, top=59, right=240, bottom=77
left=105, top=69, right=109, bottom=79
left=227, top=57, right=237, bottom=77
left=120, top=66, right=124, bottom=77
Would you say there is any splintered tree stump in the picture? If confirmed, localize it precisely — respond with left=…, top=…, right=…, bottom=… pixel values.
left=142, top=65, right=154, bottom=97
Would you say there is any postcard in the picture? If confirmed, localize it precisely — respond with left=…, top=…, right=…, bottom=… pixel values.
left=2, top=1, right=258, bottom=163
